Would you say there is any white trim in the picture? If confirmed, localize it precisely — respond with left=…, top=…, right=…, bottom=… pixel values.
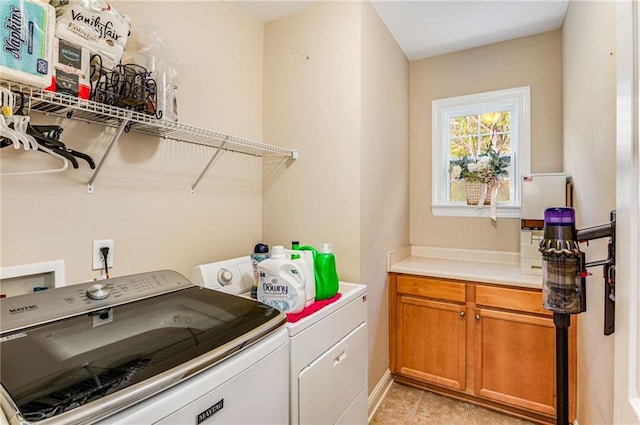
left=0, top=260, right=65, bottom=287
left=431, top=86, right=531, bottom=217
left=431, top=204, right=520, bottom=219
left=368, top=369, right=394, bottom=422
left=614, top=0, right=640, bottom=423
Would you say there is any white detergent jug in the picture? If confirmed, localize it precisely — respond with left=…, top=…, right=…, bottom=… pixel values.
left=292, top=249, right=316, bottom=307
left=257, top=246, right=306, bottom=313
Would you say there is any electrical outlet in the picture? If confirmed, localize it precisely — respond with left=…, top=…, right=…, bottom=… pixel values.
left=92, top=239, right=114, bottom=271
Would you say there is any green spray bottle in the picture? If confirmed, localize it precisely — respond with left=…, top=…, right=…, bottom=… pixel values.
left=300, top=242, right=339, bottom=300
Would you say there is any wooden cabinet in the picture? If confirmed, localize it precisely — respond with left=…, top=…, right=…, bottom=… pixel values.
left=474, top=307, right=556, bottom=415
left=389, top=273, right=576, bottom=424
left=397, top=296, right=467, bottom=390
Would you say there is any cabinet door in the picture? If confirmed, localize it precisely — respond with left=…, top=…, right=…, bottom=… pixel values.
left=474, top=308, right=556, bottom=416
left=396, top=295, right=466, bottom=390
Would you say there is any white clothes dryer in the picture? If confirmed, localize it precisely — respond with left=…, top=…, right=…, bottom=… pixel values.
left=193, top=257, right=368, bottom=425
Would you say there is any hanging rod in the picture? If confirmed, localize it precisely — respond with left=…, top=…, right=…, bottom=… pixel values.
left=1, top=80, right=299, bottom=159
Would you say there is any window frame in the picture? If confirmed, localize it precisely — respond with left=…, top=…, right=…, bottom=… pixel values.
left=431, top=86, right=531, bottom=218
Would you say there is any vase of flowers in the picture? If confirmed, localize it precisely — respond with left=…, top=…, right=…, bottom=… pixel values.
left=449, top=148, right=511, bottom=206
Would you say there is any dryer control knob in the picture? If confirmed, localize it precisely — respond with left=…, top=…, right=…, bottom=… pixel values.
left=87, top=283, right=111, bottom=300
left=218, top=269, right=233, bottom=286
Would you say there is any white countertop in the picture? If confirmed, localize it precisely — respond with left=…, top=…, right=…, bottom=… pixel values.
left=387, top=246, right=542, bottom=289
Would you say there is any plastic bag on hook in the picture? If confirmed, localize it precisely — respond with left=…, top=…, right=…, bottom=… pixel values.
left=123, top=26, right=181, bottom=122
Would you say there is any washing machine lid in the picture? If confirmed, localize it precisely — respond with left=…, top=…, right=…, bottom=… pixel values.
left=0, top=270, right=285, bottom=425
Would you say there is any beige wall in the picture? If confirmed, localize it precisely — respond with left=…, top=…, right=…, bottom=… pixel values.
left=262, top=1, right=362, bottom=281
left=0, top=2, right=265, bottom=284
left=409, top=31, right=563, bottom=252
left=562, top=1, right=617, bottom=424
left=2, top=0, right=410, bottom=402
left=360, top=2, right=410, bottom=395
left=263, top=1, right=409, bottom=394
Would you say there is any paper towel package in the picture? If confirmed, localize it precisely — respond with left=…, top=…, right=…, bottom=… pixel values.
left=0, top=0, right=55, bottom=88
left=45, top=37, right=91, bottom=99
left=52, top=0, right=131, bottom=69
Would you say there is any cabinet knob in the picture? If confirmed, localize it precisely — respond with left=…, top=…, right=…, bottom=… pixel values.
left=475, top=314, right=481, bottom=320
left=460, top=311, right=466, bottom=318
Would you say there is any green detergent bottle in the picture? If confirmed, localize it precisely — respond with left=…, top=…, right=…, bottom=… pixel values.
left=300, top=242, right=339, bottom=300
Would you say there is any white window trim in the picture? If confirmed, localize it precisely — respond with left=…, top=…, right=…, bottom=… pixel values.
left=431, top=86, right=531, bottom=218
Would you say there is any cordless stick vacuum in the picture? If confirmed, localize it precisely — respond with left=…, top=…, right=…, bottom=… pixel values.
left=539, top=208, right=616, bottom=425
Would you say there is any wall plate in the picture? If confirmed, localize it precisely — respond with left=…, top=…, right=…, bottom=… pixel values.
left=92, top=240, right=114, bottom=271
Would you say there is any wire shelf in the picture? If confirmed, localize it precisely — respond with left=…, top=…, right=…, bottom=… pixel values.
left=1, top=80, right=298, bottom=159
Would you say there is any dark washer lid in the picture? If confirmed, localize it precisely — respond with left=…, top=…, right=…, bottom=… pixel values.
left=0, top=273, right=284, bottom=425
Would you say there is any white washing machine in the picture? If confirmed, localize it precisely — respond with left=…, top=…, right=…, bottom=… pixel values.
left=0, top=270, right=289, bottom=425
left=192, top=257, right=368, bottom=425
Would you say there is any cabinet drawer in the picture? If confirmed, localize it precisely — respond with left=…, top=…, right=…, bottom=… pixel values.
left=476, top=285, right=550, bottom=316
left=397, top=275, right=465, bottom=303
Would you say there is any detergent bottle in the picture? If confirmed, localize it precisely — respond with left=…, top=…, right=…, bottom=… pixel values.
left=250, top=243, right=270, bottom=299
left=289, top=240, right=315, bottom=306
left=257, top=245, right=306, bottom=313
left=295, top=249, right=316, bottom=307
left=300, top=243, right=340, bottom=300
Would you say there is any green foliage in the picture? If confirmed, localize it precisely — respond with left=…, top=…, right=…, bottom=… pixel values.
left=449, top=111, right=511, bottom=158
left=448, top=110, right=512, bottom=184
left=447, top=110, right=512, bottom=203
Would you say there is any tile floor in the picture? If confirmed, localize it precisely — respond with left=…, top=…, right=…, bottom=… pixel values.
left=370, top=382, right=539, bottom=425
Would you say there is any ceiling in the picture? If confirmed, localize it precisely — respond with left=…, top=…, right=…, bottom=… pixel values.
left=238, top=0, right=569, bottom=61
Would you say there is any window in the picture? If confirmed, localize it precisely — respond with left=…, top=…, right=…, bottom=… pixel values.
left=431, top=86, right=530, bottom=218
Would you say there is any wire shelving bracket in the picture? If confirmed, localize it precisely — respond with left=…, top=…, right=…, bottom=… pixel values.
left=86, top=118, right=128, bottom=194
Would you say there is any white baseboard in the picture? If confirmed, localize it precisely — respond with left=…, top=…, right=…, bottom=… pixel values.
left=368, top=369, right=394, bottom=422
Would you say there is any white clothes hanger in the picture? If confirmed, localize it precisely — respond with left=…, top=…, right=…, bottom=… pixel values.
left=0, top=113, right=35, bottom=151
left=2, top=89, right=39, bottom=150
left=0, top=87, right=23, bottom=149
left=0, top=115, right=21, bottom=149
left=0, top=87, right=70, bottom=175
left=0, top=87, right=16, bottom=113
left=13, top=115, right=39, bottom=150
left=1, top=143, right=69, bottom=176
